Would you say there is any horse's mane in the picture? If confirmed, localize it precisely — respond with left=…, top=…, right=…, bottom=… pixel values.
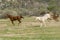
left=40, top=11, right=48, bottom=16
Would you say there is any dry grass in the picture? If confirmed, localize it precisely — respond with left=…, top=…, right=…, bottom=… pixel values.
left=0, top=17, right=60, bottom=40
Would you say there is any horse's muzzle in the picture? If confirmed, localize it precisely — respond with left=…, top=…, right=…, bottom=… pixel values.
left=22, top=17, right=24, bottom=19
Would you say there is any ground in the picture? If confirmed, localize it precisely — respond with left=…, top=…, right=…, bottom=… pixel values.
left=0, top=16, right=60, bottom=40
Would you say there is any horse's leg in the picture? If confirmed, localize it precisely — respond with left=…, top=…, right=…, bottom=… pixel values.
left=43, top=21, right=46, bottom=27
left=39, top=21, right=43, bottom=27
left=18, top=20, right=21, bottom=25
left=47, top=18, right=52, bottom=23
left=40, top=23, right=43, bottom=27
left=11, top=20, right=14, bottom=25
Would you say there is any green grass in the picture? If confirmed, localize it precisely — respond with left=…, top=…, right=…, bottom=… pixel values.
left=0, top=17, right=60, bottom=40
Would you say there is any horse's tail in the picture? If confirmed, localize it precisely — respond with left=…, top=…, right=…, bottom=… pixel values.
left=36, top=17, right=41, bottom=21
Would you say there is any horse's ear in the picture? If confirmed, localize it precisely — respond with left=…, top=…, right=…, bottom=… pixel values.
left=6, top=13, right=9, bottom=15
left=18, top=14, right=22, bottom=16
left=57, top=14, right=59, bottom=17
left=5, top=13, right=8, bottom=16
left=46, top=11, right=50, bottom=13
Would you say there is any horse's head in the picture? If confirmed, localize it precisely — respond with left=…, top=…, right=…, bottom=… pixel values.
left=5, top=14, right=10, bottom=18
left=20, top=15, right=24, bottom=19
left=52, top=13, right=59, bottom=22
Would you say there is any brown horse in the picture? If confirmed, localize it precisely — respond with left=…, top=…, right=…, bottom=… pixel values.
left=6, top=14, right=24, bottom=25
left=52, top=13, right=59, bottom=21
left=47, top=12, right=59, bottom=22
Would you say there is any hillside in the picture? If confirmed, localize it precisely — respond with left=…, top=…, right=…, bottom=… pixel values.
left=0, top=0, right=60, bottom=16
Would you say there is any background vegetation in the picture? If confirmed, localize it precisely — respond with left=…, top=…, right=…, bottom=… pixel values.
left=0, top=0, right=60, bottom=40
left=0, top=0, right=60, bottom=18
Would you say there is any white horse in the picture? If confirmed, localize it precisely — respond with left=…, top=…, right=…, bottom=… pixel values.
left=36, top=13, right=52, bottom=27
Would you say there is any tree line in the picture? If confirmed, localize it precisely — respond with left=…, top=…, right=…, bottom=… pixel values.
left=0, top=0, right=60, bottom=18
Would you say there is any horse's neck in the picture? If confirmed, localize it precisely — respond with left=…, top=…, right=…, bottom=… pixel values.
left=43, top=16, right=48, bottom=20
left=43, top=14, right=50, bottom=19
left=7, top=15, right=13, bottom=18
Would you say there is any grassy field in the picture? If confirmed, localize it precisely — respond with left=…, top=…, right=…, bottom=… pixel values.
left=0, top=16, right=60, bottom=40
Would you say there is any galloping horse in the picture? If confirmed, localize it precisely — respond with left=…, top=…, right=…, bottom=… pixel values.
left=47, top=12, right=59, bottom=22
left=36, top=12, right=51, bottom=27
left=52, top=13, right=59, bottom=21
left=6, top=14, right=24, bottom=25
left=36, top=11, right=59, bottom=27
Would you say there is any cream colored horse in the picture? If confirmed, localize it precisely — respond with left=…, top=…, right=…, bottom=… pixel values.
left=36, top=13, right=52, bottom=27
